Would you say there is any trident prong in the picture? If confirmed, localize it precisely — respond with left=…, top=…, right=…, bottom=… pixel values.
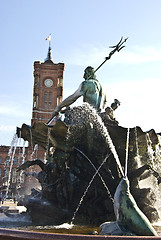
left=109, top=36, right=123, bottom=49
left=93, top=37, right=128, bottom=74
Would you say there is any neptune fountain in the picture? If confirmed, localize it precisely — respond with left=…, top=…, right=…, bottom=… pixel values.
left=16, top=102, right=161, bottom=235
left=4, top=38, right=161, bottom=237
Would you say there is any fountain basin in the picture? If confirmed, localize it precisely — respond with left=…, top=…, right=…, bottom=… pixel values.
left=0, top=228, right=161, bottom=240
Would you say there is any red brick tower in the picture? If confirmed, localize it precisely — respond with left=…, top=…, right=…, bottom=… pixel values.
left=24, top=41, right=65, bottom=193
left=31, top=41, right=64, bottom=125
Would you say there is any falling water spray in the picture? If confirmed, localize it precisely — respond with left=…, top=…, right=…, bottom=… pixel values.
left=125, top=128, right=130, bottom=177
left=5, top=134, right=18, bottom=199
left=146, top=133, right=155, bottom=168
left=70, top=152, right=112, bottom=224
left=134, top=127, right=142, bottom=168
left=75, top=147, right=113, bottom=200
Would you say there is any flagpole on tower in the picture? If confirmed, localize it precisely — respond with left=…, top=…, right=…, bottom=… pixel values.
left=45, top=34, right=53, bottom=63
left=45, top=34, right=51, bottom=47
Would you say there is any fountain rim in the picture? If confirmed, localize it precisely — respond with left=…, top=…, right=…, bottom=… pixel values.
left=0, top=228, right=160, bottom=240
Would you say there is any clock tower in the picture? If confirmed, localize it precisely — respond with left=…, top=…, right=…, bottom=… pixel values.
left=31, top=42, right=64, bottom=125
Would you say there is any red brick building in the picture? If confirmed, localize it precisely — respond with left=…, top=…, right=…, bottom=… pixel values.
left=0, top=42, right=65, bottom=198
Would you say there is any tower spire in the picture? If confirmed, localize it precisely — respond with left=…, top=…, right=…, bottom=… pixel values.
left=44, top=34, right=54, bottom=63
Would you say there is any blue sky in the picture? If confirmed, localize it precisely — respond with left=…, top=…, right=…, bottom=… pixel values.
left=1, top=0, right=161, bottom=145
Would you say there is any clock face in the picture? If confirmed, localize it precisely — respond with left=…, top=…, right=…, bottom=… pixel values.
left=44, top=79, right=53, bottom=87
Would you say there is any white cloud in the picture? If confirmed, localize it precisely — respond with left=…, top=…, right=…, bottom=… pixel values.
left=0, top=125, right=16, bottom=132
left=0, top=105, right=24, bottom=117
left=64, top=45, right=161, bottom=66
left=0, top=96, right=31, bottom=118
left=115, top=45, right=161, bottom=64
left=0, top=125, right=16, bottom=146
left=65, top=46, right=104, bottom=66
left=0, top=96, right=31, bottom=145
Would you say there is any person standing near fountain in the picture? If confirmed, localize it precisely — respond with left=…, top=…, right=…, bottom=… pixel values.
left=51, top=66, right=107, bottom=118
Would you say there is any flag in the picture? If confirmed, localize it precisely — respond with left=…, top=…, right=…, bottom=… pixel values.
left=45, top=34, right=51, bottom=41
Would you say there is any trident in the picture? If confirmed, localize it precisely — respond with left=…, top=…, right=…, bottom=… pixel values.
left=86, top=36, right=128, bottom=80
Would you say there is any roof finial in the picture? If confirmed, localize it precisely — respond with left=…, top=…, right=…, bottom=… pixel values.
left=44, top=34, right=54, bottom=63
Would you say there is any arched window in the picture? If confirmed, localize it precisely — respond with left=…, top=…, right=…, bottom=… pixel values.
left=44, top=92, right=48, bottom=109
left=33, top=94, right=39, bottom=108
left=5, top=157, right=10, bottom=165
left=14, top=157, right=17, bottom=165
left=12, top=168, right=17, bottom=183
left=21, top=157, right=25, bottom=164
left=4, top=168, right=9, bottom=184
left=57, top=78, right=63, bottom=87
left=57, top=96, right=62, bottom=105
left=48, top=92, right=52, bottom=110
left=20, top=172, right=25, bottom=183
